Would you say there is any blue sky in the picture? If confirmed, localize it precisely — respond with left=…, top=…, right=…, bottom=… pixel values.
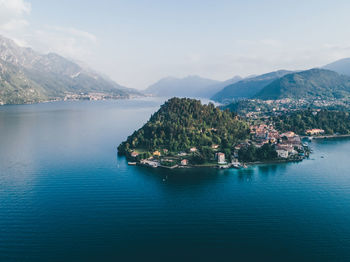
left=1, top=0, right=350, bottom=89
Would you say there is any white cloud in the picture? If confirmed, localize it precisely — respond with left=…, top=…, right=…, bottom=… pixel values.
left=26, top=26, right=97, bottom=59
left=0, top=0, right=97, bottom=61
left=0, top=0, right=31, bottom=30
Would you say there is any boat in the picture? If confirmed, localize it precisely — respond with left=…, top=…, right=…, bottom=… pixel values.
left=128, top=162, right=137, bottom=166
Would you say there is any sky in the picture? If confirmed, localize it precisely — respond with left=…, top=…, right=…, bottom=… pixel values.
left=1, top=0, right=350, bottom=89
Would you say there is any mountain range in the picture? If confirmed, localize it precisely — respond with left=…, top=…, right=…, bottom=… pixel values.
left=145, top=75, right=242, bottom=98
left=2, top=32, right=350, bottom=106
left=255, top=69, right=350, bottom=100
left=0, top=35, right=141, bottom=105
left=211, top=70, right=293, bottom=103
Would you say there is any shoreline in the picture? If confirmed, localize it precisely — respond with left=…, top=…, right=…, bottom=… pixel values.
left=132, top=157, right=305, bottom=170
left=301, top=134, right=350, bottom=140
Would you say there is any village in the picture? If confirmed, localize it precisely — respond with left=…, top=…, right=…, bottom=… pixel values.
left=127, top=123, right=318, bottom=169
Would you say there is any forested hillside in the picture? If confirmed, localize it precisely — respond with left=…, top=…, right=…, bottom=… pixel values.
left=118, top=98, right=250, bottom=157
left=272, top=110, right=350, bottom=135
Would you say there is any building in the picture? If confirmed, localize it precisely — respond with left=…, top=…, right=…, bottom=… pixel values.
left=140, top=159, right=159, bottom=168
left=153, top=151, right=161, bottom=156
left=305, top=129, right=325, bottom=136
left=280, top=131, right=296, bottom=138
left=190, top=147, right=197, bottom=152
left=181, top=159, right=188, bottom=166
left=276, top=149, right=289, bottom=159
left=217, top=152, right=226, bottom=164
left=131, top=151, right=139, bottom=158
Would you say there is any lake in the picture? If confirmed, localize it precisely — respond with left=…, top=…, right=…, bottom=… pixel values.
left=1, top=98, right=350, bottom=262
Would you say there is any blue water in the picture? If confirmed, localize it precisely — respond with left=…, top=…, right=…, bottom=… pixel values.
left=1, top=99, right=350, bottom=262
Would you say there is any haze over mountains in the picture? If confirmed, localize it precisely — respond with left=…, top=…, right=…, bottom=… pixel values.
left=145, top=75, right=242, bottom=98
left=323, top=58, right=350, bottom=76
left=0, top=35, right=140, bottom=105
left=2, top=33, right=350, bottom=106
left=145, top=57, right=350, bottom=104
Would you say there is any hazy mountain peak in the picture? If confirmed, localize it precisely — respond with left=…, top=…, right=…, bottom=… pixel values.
left=323, top=57, right=350, bottom=76
left=0, top=35, right=141, bottom=105
left=145, top=75, right=232, bottom=98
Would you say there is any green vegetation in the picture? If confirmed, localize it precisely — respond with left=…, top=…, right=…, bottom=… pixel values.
left=272, top=110, right=350, bottom=135
left=238, top=144, right=277, bottom=162
left=211, top=70, right=291, bottom=103
left=255, top=69, right=350, bottom=100
left=118, top=98, right=250, bottom=161
left=222, top=99, right=276, bottom=115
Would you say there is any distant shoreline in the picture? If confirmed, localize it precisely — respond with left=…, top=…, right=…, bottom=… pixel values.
left=301, top=134, right=350, bottom=140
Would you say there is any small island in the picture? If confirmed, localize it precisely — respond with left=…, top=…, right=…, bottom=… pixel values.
left=117, top=98, right=350, bottom=169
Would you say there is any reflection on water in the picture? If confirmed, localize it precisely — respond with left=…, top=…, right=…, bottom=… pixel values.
left=1, top=100, right=350, bottom=262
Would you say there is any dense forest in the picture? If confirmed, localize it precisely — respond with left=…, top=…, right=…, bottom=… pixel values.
left=118, top=98, right=250, bottom=159
left=238, top=144, right=277, bottom=162
left=272, top=110, right=350, bottom=135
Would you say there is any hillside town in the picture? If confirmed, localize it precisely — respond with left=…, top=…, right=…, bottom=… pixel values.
left=127, top=122, right=311, bottom=169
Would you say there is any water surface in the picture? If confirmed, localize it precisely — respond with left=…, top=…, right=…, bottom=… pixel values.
left=1, top=99, right=350, bottom=261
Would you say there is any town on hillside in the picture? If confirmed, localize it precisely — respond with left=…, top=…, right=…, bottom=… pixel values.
left=126, top=122, right=313, bottom=169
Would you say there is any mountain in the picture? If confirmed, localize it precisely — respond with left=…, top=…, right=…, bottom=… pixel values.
left=145, top=75, right=241, bottom=98
left=323, top=58, right=350, bottom=76
left=211, top=70, right=292, bottom=103
left=198, top=76, right=242, bottom=98
left=255, top=69, right=350, bottom=100
left=0, top=35, right=141, bottom=105
left=118, top=97, right=249, bottom=162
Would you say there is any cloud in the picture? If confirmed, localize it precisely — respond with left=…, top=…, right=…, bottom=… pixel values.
left=0, top=0, right=97, bottom=61
left=25, top=26, right=98, bottom=59
left=0, top=0, right=31, bottom=30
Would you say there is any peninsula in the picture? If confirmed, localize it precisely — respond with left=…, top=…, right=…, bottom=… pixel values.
left=118, top=98, right=313, bottom=169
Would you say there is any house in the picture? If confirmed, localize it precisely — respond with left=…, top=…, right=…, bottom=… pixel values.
left=190, top=147, right=197, bottom=152
left=280, top=131, right=296, bottom=138
left=153, top=151, right=161, bottom=156
left=276, top=149, right=289, bottom=159
left=130, top=151, right=139, bottom=158
left=217, top=152, right=226, bottom=164
left=140, top=159, right=159, bottom=168
left=181, top=159, right=188, bottom=166
left=305, top=129, right=325, bottom=136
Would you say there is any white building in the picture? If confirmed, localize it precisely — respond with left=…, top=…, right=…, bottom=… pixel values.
left=276, top=149, right=289, bottom=159
left=217, top=152, right=226, bottom=164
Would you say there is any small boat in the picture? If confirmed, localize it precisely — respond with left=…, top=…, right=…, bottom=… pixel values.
left=128, top=162, right=137, bottom=166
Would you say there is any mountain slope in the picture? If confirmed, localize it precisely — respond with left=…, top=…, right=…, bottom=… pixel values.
left=118, top=97, right=249, bottom=156
left=323, top=58, right=350, bottom=76
left=255, top=69, right=350, bottom=100
left=0, top=35, right=141, bottom=105
left=211, top=70, right=292, bottom=103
